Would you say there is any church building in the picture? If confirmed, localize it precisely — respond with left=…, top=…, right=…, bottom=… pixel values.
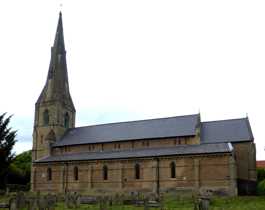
left=31, top=13, right=256, bottom=196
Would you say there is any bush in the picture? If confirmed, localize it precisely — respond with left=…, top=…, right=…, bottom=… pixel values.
left=257, top=179, right=265, bottom=195
left=6, top=184, right=30, bottom=192
left=257, top=168, right=265, bottom=182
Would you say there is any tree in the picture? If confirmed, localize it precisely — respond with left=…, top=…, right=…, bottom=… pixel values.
left=0, top=113, right=17, bottom=189
left=8, top=150, right=31, bottom=186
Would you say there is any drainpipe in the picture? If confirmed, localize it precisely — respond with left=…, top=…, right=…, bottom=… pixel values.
left=156, top=158, right=160, bottom=195
left=65, top=162, right=68, bottom=193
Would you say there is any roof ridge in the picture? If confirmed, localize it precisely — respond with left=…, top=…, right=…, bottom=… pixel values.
left=73, top=113, right=199, bottom=129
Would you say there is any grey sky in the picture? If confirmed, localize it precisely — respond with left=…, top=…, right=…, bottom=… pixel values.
left=0, top=0, right=264, bottom=160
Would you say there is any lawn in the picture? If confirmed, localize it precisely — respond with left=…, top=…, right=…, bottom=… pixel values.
left=0, top=194, right=265, bottom=210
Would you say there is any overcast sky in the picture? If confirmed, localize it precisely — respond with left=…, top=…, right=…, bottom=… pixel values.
left=0, top=0, right=264, bottom=160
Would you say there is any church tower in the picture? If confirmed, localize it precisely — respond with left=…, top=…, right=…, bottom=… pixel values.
left=32, top=12, right=75, bottom=161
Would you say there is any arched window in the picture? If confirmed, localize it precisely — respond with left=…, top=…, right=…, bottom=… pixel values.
left=135, top=163, right=140, bottom=179
left=64, top=112, right=70, bottom=128
left=47, top=168, right=52, bottom=181
left=74, top=166, right=78, bottom=181
left=43, top=109, right=49, bottom=126
left=170, top=162, right=176, bottom=178
left=103, top=165, right=108, bottom=180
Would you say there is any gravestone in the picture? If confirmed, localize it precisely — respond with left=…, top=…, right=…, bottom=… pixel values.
left=9, top=197, right=17, bottom=210
left=38, top=195, right=48, bottom=210
left=73, top=192, right=80, bottom=209
left=45, top=193, right=57, bottom=210
left=195, top=196, right=211, bottom=210
left=65, top=192, right=81, bottom=209
left=99, top=196, right=108, bottom=210
left=200, top=197, right=210, bottom=210
left=143, top=197, right=149, bottom=210
left=17, top=192, right=27, bottom=209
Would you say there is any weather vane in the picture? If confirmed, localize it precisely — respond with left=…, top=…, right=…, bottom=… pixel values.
left=59, top=2, right=63, bottom=11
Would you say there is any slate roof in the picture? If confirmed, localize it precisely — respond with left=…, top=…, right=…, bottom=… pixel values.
left=53, top=114, right=199, bottom=147
left=201, top=118, right=254, bottom=144
left=36, top=142, right=232, bottom=163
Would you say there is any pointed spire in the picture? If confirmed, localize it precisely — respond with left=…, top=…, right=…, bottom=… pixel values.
left=36, top=12, right=75, bottom=111
left=53, top=11, right=65, bottom=54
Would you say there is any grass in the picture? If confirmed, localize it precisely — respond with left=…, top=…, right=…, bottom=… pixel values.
left=0, top=194, right=265, bottom=210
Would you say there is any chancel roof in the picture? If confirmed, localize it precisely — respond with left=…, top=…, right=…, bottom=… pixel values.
left=53, top=114, right=199, bottom=147
left=201, top=118, right=254, bottom=143
left=36, top=142, right=232, bottom=163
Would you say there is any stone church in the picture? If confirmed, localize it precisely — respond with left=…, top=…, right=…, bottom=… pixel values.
left=31, top=13, right=256, bottom=196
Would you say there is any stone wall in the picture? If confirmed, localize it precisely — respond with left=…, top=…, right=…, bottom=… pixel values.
left=32, top=153, right=236, bottom=196
left=52, top=135, right=200, bottom=156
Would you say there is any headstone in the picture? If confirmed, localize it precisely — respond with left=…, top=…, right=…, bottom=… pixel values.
left=16, top=192, right=27, bottom=209
left=5, top=187, right=9, bottom=196
left=144, top=197, right=149, bottom=210
left=28, top=198, right=38, bottom=210
left=38, top=195, right=48, bottom=210
left=46, top=193, right=56, bottom=210
left=196, top=196, right=211, bottom=210
left=9, top=197, right=17, bottom=210
left=64, top=192, right=81, bottom=209
left=65, top=192, right=74, bottom=209
left=73, top=192, right=81, bottom=209
left=200, top=198, right=209, bottom=210
left=159, top=194, right=165, bottom=210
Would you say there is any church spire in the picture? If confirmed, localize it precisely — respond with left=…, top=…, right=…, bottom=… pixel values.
left=33, top=12, right=76, bottom=161
left=53, top=12, right=65, bottom=55
left=36, top=12, right=75, bottom=110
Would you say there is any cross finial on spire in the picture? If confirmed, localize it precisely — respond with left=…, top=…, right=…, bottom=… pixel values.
left=59, top=2, right=63, bottom=13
